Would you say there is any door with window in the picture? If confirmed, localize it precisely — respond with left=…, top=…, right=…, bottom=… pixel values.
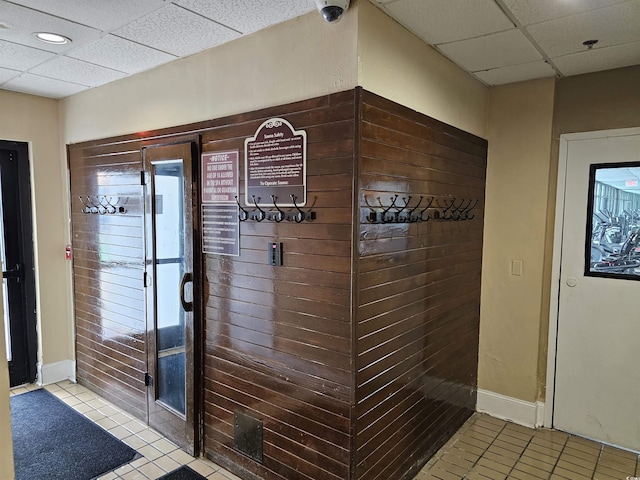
left=554, top=129, right=640, bottom=452
left=0, top=141, right=37, bottom=387
left=143, top=141, right=198, bottom=454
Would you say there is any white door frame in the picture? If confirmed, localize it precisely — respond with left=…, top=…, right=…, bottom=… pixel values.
left=545, top=126, right=640, bottom=429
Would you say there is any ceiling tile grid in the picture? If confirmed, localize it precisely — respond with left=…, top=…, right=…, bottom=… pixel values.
left=0, top=0, right=639, bottom=98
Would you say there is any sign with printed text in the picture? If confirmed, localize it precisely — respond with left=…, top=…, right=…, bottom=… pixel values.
left=201, top=205, right=239, bottom=256
left=245, top=117, right=307, bottom=207
left=202, top=150, right=238, bottom=204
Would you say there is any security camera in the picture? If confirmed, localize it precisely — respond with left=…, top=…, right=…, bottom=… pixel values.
left=315, top=0, right=350, bottom=23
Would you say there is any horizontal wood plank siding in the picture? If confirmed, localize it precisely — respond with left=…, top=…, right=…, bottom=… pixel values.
left=355, top=90, right=487, bottom=480
left=201, top=91, right=355, bottom=480
left=68, top=145, right=147, bottom=420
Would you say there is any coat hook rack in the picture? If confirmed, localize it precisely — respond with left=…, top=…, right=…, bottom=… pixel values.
left=234, top=195, right=316, bottom=223
left=366, top=194, right=478, bottom=224
left=79, top=195, right=126, bottom=214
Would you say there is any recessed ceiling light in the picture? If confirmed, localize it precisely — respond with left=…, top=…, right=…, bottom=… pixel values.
left=34, top=32, right=71, bottom=44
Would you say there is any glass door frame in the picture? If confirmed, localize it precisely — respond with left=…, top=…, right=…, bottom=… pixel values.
left=142, top=139, right=200, bottom=455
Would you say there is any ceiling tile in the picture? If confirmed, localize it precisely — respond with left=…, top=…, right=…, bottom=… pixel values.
left=501, top=0, right=629, bottom=26
left=473, top=60, right=556, bottom=85
left=0, top=66, right=19, bottom=83
left=0, top=39, right=54, bottom=70
left=437, top=29, right=542, bottom=72
left=174, top=0, right=315, bottom=34
left=10, top=0, right=167, bottom=31
left=378, top=0, right=514, bottom=45
left=29, top=56, right=126, bottom=87
left=527, top=1, right=640, bottom=58
left=113, top=3, right=240, bottom=57
left=3, top=72, right=88, bottom=98
left=0, top=1, right=101, bottom=53
left=68, top=35, right=176, bottom=74
left=553, top=41, right=640, bottom=76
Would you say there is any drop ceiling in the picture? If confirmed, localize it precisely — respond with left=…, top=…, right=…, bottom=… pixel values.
left=0, top=0, right=639, bottom=99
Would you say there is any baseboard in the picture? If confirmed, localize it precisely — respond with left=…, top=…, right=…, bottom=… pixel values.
left=476, top=389, right=545, bottom=428
left=38, top=360, right=75, bottom=385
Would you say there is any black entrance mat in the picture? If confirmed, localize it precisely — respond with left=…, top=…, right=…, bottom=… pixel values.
left=158, top=465, right=207, bottom=480
left=10, top=389, right=138, bottom=480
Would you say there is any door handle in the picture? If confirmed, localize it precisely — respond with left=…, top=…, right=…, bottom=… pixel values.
left=2, top=263, right=23, bottom=281
left=179, top=272, right=193, bottom=312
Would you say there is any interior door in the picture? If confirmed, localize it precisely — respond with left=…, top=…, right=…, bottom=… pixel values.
left=554, top=130, right=640, bottom=451
left=143, top=141, right=198, bottom=454
left=0, top=142, right=37, bottom=387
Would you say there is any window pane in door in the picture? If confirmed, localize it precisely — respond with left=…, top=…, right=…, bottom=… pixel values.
left=0, top=170, right=10, bottom=361
left=587, top=163, right=640, bottom=279
left=153, top=161, right=186, bottom=415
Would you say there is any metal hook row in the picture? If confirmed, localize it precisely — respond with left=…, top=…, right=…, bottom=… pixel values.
left=366, top=195, right=479, bottom=224
left=234, top=195, right=316, bottom=223
left=78, top=195, right=126, bottom=215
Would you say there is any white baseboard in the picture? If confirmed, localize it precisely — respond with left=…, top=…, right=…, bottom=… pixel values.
left=38, top=360, right=76, bottom=386
left=477, top=389, right=545, bottom=428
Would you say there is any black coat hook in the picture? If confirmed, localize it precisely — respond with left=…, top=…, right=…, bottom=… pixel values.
left=235, top=196, right=249, bottom=221
left=251, top=195, right=265, bottom=222
left=270, top=195, right=285, bottom=222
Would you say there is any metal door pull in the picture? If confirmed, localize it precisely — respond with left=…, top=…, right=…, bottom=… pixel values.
left=179, top=272, right=193, bottom=312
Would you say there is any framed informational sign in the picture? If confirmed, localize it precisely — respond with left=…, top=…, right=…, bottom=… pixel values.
left=202, top=150, right=238, bottom=204
left=245, top=118, right=307, bottom=207
left=201, top=150, right=239, bottom=255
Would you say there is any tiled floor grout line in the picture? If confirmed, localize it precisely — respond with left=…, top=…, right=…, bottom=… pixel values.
left=548, top=432, right=572, bottom=480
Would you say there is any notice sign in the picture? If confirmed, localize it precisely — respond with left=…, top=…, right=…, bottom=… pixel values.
left=245, top=117, right=307, bottom=207
left=202, top=205, right=239, bottom=256
left=202, top=150, right=238, bottom=204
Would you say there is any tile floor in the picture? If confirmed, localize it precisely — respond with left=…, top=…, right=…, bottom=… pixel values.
left=416, top=413, right=640, bottom=480
left=10, top=381, right=640, bottom=480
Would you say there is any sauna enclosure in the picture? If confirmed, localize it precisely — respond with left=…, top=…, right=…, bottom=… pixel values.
left=68, top=88, right=486, bottom=480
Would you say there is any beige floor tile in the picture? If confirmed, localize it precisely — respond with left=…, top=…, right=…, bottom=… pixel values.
left=482, top=449, right=519, bottom=469
left=96, top=472, right=118, bottom=480
left=508, top=468, right=546, bottom=480
left=554, top=458, right=595, bottom=477
left=426, top=466, right=464, bottom=480
left=154, top=455, right=181, bottom=473
left=561, top=446, right=600, bottom=463
left=472, top=464, right=508, bottom=480
left=516, top=456, right=554, bottom=473
left=595, top=463, right=636, bottom=478
left=152, top=438, right=180, bottom=454
left=168, top=448, right=197, bottom=465
left=477, top=457, right=512, bottom=475
left=138, top=444, right=164, bottom=461
left=123, top=435, right=149, bottom=450
left=187, top=459, right=218, bottom=477
left=137, top=429, right=163, bottom=444
left=136, top=461, right=166, bottom=479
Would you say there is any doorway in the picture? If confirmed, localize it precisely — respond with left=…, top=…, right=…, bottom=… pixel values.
left=142, top=141, right=199, bottom=455
left=0, top=141, right=37, bottom=388
left=548, top=128, right=640, bottom=452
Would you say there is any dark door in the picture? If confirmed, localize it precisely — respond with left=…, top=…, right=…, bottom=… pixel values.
left=0, top=141, right=37, bottom=387
left=143, top=141, right=199, bottom=455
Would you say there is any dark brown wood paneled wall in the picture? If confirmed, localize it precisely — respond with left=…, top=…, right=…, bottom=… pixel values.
left=67, top=88, right=486, bottom=480
left=68, top=143, right=147, bottom=420
left=355, top=90, right=487, bottom=480
left=201, top=91, right=356, bottom=480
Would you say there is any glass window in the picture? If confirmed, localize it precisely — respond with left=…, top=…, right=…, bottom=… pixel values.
left=586, top=162, right=640, bottom=279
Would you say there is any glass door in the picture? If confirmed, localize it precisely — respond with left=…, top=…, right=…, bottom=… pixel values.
left=143, top=142, right=197, bottom=454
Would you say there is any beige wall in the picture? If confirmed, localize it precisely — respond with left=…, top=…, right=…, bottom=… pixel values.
left=0, top=90, right=71, bottom=376
left=0, top=291, right=14, bottom=479
left=357, top=0, right=487, bottom=139
left=538, top=65, right=640, bottom=401
left=61, top=8, right=358, bottom=144
left=479, top=78, right=555, bottom=403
